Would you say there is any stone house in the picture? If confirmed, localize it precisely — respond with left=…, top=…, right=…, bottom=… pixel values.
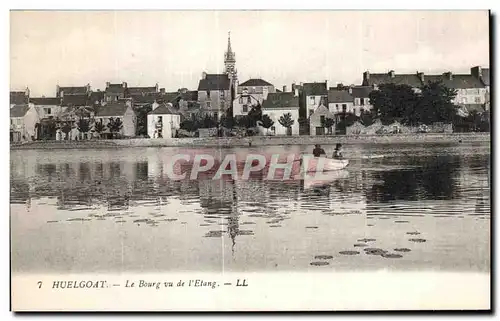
left=301, top=82, right=328, bottom=118
left=309, top=103, right=335, bottom=136
left=327, top=88, right=354, bottom=115
left=237, top=78, right=276, bottom=104
left=197, top=73, right=232, bottom=120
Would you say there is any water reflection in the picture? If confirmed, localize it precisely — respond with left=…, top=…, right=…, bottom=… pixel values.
left=10, top=144, right=491, bottom=272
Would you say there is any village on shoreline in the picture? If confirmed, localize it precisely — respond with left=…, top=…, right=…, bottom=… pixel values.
left=10, top=33, right=490, bottom=147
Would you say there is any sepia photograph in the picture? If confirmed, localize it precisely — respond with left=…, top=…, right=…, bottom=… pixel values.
left=9, top=9, right=491, bottom=311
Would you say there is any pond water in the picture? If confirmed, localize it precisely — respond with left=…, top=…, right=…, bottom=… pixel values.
left=10, top=143, right=490, bottom=273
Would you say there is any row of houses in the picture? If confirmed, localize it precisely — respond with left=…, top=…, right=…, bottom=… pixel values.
left=10, top=32, right=490, bottom=140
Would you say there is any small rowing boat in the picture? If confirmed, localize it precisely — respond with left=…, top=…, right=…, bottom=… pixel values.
left=300, top=155, right=349, bottom=172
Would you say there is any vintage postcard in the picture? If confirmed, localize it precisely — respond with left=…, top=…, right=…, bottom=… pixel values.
left=10, top=10, right=491, bottom=311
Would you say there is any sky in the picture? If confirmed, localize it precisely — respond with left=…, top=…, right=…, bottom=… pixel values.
left=10, top=10, right=490, bottom=97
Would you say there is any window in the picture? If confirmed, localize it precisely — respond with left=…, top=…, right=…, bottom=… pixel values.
left=342, top=104, right=347, bottom=112
left=309, top=96, right=315, bottom=104
left=46, top=108, right=52, bottom=115
left=320, top=115, right=325, bottom=124
left=213, top=112, right=218, bottom=120
left=475, top=97, right=481, bottom=103
left=271, top=126, right=276, bottom=132
left=336, top=104, right=339, bottom=108
left=207, top=91, right=211, bottom=98
left=360, top=99, right=365, bottom=106
left=220, top=91, right=225, bottom=98
left=365, top=98, right=369, bottom=105
left=207, top=102, right=211, bottom=108
left=239, top=97, right=243, bottom=104
left=247, top=97, right=252, bottom=104
left=242, top=105, right=248, bottom=113
left=10, top=119, right=13, bottom=125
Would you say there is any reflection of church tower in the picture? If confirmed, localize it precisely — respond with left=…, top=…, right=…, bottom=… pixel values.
left=224, top=32, right=238, bottom=105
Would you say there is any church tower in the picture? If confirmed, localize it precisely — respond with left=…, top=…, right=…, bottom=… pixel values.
left=224, top=31, right=237, bottom=84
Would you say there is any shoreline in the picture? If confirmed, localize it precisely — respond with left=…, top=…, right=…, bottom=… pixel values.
left=10, top=132, right=490, bottom=150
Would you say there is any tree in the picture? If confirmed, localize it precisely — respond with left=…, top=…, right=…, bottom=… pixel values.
left=418, top=81, right=459, bottom=125
left=359, top=110, right=375, bottom=126
left=260, top=114, right=274, bottom=135
left=61, top=122, right=72, bottom=140
left=77, top=118, right=90, bottom=134
left=234, top=115, right=251, bottom=128
left=200, top=115, right=218, bottom=129
left=321, top=117, right=335, bottom=135
left=135, top=105, right=152, bottom=136
left=107, top=117, right=124, bottom=139
left=94, top=121, right=105, bottom=138
left=219, top=114, right=234, bottom=129
left=247, top=103, right=263, bottom=127
left=180, top=119, right=199, bottom=132
left=278, top=113, right=295, bottom=136
left=369, top=83, right=420, bottom=125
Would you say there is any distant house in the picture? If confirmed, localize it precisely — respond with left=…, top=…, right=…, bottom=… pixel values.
left=309, top=103, right=335, bottom=136
left=327, top=88, right=354, bottom=115
left=471, top=66, right=490, bottom=110
left=127, top=84, right=159, bottom=96
left=261, top=91, right=300, bottom=136
left=10, top=103, right=39, bottom=142
left=10, top=88, right=30, bottom=108
left=197, top=73, right=232, bottom=120
left=56, top=84, right=91, bottom=97
left=94, top=100, right=136, bottom=137
left=302, top=82, right=328, bottom=117
left=233, top=87, right=261, bottom=117
left=350, top=86, right=374, bottom=116
left=362, top=70, right=423, bottom=89
left=104, top=82, right=128, bottom=103
left=29, top=97, right=63, bottom=119
left=147, top=102, right=181, bottom=139
left=237, top=78, right=275, bottom=103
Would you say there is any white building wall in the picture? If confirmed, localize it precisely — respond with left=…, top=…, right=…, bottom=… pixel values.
left=262, top=108, right=299, bottom=136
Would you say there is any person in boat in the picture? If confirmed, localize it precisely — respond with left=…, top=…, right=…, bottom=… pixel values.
left=332, top=143, right=343, bottom=159
left=312, top=144, right=326, bottom=157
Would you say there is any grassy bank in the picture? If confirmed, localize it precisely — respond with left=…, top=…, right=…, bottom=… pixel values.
left=10, top=132, right=490, bottom=150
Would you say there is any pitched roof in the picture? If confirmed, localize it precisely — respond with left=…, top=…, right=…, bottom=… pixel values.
left=302, top=82, right=327, bottom=96
left=180, top=90, right=198, bottom=101
left=239, top=78, right=274, bottom=87
left=130, top=94, right=162, bottom=104
left=106, top=83, right=126, bottom=93
left=198, top=74, right=231, bottom=91
left=149, top=103, right=181, bottom=115
left=424, top=74, right=485, bottom=89
left=29, top=97, right=61, bottom=105
left=350, top=86, right=373, bottom=98
left=128, top=86, right=158, bottom=95
left=10, top=92, right=28, bottom=105
left=60, top=95, right=89, bottom=107
left=327, top=89, right=354, bottom=103
left=481, top=68, right=490, bottom=86
left=10, top=105, right=31, bottom=117
left=58, top=86, right=88, bottom=95
left=364, top=73, right=423, bottom=87
left=262, top=92, right=299, bottom=109
left=89, top=91, right=104, bottom=104
left=95, top=103, right=130, bottom=117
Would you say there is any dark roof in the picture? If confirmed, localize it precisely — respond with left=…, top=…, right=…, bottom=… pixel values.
left=89, top=91, right=105, bottom=104
left=424, top=74, right=485, bottom=89
left=350, top=86, right=373, bottom=98
left=327, top=89, right=354, bottom=103
left=149, top=103, right=181, bottom=115
left=128, top=87, right=158, bottom=95
left=58, top=86, right=88, bottom=95
left=106, top=84, right=126, bottom=93
left=180, top=90, right=198, bottom=101
left=262, top=92, right=299, bottom=109
left=10, top=92, right=28, bottom=105
left=60, top=95, right=89, bottom=107
left=198, top=74, right=230, bottom=91
left=29, top=97, right=61, bottom=105
left=95, top=103, right=130, bottom=117
left=276, top=89, right=282, bottom=93
left=130, top=94, right=162, bottom=104
left=239, top=78, right=274, bottom=87
left=364, top=73, right=423, bottom=87
left=10, top=105, right=31, bottom=117
left=481, top=68, right=490, bottom=86
left=302, top=82, right=327, bottom=96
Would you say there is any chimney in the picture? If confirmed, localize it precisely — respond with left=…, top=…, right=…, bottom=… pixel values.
left=283, top=85, right=287, bottom=92
left=122, top=82, right=127, bottom=88
left=55, top=85, right=60, bottom=97
left=325, top=80, right=329, bottom=90
left=417, top=72, right=424, bottom=83
left=202, top=71, right=207, bottom=80
left=363, top=71, right=370, bottom=80
left=25, top=86, right=30, bottom=97
left=389, top=70, right=395, bottom=78
left=471, top=66, right=482, bottom=79
left=291, top=83, right=296, bottom=92
left=444, top=72, right=452, bottom=80
left=160, top=88, right=165, bottom=94
left=106, top=82, right=110, bottom=88
left=300, top=82, right=304, bottom=87
left=294, top=88, right=299, bottom=97
left=86, top=83, right=91, bottom=93
left=155, top=82, right=159, bottom=92
left=348, top=87, right=353, bottom=94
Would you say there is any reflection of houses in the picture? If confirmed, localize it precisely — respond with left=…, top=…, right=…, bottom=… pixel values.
left=94, top=100, right=137, bottom=137
left=147, top=102, right=181, bottom=138
left=309, top=102, right=334, bottom=136
left=10, top=103, right=39, bottom=142
left=261, top=91, right=300, bottom=136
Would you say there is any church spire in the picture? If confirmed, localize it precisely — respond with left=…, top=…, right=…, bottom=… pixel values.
left=225, top=31, right=235, bottom=63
